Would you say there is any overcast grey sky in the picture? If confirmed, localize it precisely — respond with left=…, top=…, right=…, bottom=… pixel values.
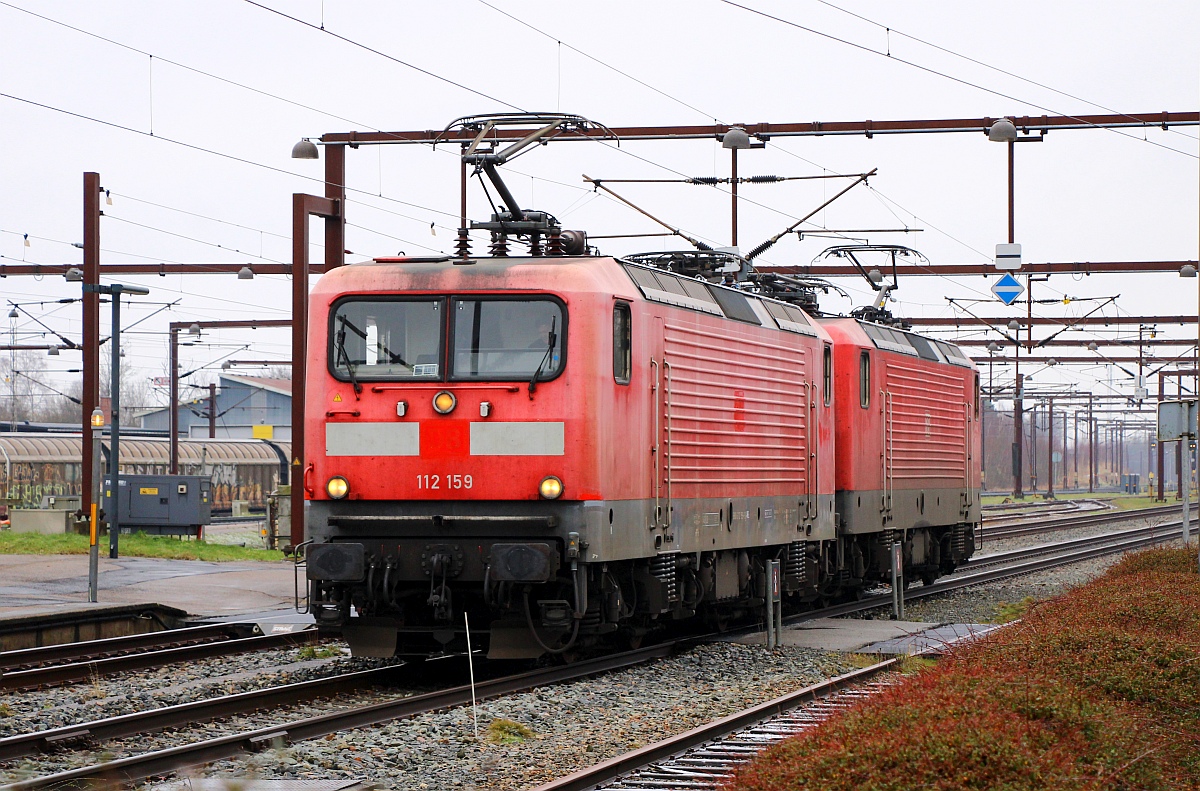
left=1, top=1, right=1197, bottom=408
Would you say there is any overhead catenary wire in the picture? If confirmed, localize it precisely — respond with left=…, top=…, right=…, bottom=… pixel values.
left=716, top=0, right=1198, bottom=160
left=811, top=0, right=1199, bottom=144
left=241, top=0, right=526, bottom=112
left=0, top=2, right=921, bottom=259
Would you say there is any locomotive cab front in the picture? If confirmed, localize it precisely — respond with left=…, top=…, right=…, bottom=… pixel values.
left=304, top=256, right=630, bottom=658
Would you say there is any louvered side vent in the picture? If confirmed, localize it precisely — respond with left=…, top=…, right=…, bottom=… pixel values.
left=649, top=553, right=680, bottom=602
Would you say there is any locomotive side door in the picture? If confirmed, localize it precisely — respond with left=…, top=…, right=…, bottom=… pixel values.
left=873, top=352, right=893, bottom=520
left=650, top=316, right=667, bottom=532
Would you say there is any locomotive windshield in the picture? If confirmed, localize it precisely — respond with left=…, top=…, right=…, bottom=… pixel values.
left=451, top=298, right=565, bottom=381
left=327, top=296, right=565, bottom=383
left=329, top=298, right=443, bottom=380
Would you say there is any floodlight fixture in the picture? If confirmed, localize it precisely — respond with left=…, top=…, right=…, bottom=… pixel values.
left=988, top=118, right=1018, bottom=143
left=721, top=127, right=751, bottom=150
left=291, top=138, right=319, bottom=159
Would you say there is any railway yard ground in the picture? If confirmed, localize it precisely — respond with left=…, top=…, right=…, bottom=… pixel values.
left=0, top=500, right=1196, bottom=790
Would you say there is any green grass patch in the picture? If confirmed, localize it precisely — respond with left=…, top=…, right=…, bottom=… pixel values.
left=486, top=718, right=534, bottom=744
left=0, top=530, right=285, bottom=562
left=991, top=596, right=1036, bottom=624
left=297, top=644, right=345, bottom=660
left=729, top=546, right=1200, bottom=791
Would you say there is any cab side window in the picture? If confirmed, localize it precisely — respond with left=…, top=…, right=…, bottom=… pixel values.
left=822, top=345, right=832, bottom=406
left=859, top=350, right=871, bottom=408
left=613, top=302, right=632, bottom=385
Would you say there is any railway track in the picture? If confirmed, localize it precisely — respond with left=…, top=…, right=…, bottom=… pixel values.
left=1, top=644, right=679, bottom=791
left=2, top=520, right=1184, bottom=789
left=529, top=662, right=899, bottom=791
left=0, top=626, right=318, bottom=691
left=529, top=607, right=1013, bottom=791
left=983, top=502, right=1195, bottom=541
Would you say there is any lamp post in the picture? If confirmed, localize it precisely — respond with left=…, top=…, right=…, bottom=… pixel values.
left=88, top=406, right=103, bottom=602
left=990, top=118, right=1042, bottom=497
left=67, top=272, right=150, bottom=559
left=720, top=127, right=759, bottom=250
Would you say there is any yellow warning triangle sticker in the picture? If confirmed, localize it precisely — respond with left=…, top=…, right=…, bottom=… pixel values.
left=333, top=393, right=343, bottom=402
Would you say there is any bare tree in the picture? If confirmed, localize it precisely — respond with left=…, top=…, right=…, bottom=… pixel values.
left=0, top=350, right=52, bottom=424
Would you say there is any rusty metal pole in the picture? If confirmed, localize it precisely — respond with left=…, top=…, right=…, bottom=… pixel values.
left=1158, top=374, right=1166, bottom=500
left=82, top=172, right=101, bottom=524
left=284, top=148, right=346, bottom=551
left=208, top=383, right=217, bottom=439
left=290, top=194, right=311, bottom=550
left=1047, top=397, right=1055, bottom=498
left=169, top=327, right=179, bottom=474
left=1013, top=372, right=1023, bottom=498
left=1088, top=398, right=1094, bottom=493
left=1063, top=411, right=1069, bottom=491
left=325, top=144, right=346, bottom=263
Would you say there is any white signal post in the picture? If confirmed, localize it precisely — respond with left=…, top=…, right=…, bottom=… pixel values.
left=88, top=406, right=104, bottom=602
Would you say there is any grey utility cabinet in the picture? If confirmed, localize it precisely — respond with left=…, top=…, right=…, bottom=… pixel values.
left=103, top=474, right=212, bottom=536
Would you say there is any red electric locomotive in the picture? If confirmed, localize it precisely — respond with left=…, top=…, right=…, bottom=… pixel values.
left=299, top=114, right=978, bottom=659
left=821, top=318, right=981, bottom=588
left=303, top=250, right=843, bottom=657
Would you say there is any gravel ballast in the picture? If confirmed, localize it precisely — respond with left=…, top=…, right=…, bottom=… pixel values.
left=195, top=642, right=854, bottom=791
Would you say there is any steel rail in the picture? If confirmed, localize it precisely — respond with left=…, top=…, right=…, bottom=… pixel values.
left=786, top=522, right=1186, bottom=623
left=0, top=624, right=243, bottom=673
left=526, top=662, right=897, bottom=791
left=964, top=521, right=1180, bottom=569
left=984, top=503, right=1192, bottom=540
left=0, top=664, right=408, bottom=762
left=2, top=643, right=679, bottom=790
left=0, top=630, right=318, bottom=691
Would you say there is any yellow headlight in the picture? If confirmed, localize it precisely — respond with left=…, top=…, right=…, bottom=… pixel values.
left=539, top=476, right=563, bottom=500
left=326, top=476, right=349, bottom=500
left=433, top=391, right=457, bottom=414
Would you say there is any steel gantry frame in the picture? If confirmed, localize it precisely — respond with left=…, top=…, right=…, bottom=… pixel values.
left=3, top=110, right=1196, bottom=545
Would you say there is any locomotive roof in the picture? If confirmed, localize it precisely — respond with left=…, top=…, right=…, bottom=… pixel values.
left=832, top=318, right=975, bottom=370
left=321, top=256, right=832, bottom=341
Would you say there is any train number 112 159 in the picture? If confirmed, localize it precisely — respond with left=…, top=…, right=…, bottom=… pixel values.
left=416, top=474, right=473, bottom=490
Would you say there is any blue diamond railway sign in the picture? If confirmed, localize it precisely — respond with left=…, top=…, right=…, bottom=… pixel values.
left=991, top=273, right=1024, bottom=306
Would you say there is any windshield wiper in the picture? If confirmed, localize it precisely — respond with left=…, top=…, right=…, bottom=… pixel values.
left=335, top=319, right=363, bottom=400
left=528, top=316, right=557, bottom=399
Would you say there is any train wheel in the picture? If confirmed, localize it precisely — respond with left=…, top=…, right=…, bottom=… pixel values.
left=617, top=628, right=645, bottom=649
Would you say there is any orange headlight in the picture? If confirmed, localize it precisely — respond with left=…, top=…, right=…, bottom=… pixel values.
left=433, top=391, right=457, bottom=414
